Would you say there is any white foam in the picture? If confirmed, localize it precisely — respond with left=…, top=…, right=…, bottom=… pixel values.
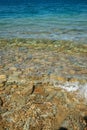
left=78, top=84, right=87, bottom=102
left=53, top=81, right=87, bottom=102
left=54, top=81, right=79, bottom=92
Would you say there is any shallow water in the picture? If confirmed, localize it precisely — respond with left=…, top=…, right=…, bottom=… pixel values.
left=0, top=0, right=87, bottom=41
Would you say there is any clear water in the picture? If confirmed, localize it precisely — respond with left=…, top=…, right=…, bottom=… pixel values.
left=0, top=0, right=87, bottom=41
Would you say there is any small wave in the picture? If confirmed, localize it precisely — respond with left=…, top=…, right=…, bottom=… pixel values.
left=53, top=81, right=79, bottom=92
left=78, top=84, right=87, bottom=102
left=53, top=81, right=87, bottom=102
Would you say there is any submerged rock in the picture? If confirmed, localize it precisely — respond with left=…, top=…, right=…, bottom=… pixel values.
left=0, top=75, right=7, bottom=87
left=0, top=97, right=3, bottom=108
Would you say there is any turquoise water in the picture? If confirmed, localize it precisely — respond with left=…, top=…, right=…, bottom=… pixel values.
left=0, top=0, right=87, bottom=41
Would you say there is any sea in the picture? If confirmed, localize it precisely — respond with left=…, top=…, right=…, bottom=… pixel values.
left=0, top=0, right=87, bottom=41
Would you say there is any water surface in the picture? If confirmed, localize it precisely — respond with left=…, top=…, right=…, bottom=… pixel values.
left=0, top=0, right=87, bottom=41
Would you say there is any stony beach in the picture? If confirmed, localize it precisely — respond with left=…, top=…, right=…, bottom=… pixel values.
left=0, top=39, right=87, bottom=130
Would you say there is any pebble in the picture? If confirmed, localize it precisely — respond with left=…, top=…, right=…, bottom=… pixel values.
left=0, top=97, right=3, bottom=107
left=59, top=127, right=68, bottom=130
left=83, top=116, right=87, bottom=124
left=0, top=75, right=7, bottom=84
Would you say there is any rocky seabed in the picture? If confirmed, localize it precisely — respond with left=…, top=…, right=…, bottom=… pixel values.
left=0, top=39, right=87, bottom=130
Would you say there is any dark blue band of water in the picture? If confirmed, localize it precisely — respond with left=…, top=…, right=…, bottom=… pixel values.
left=0, top=0, right=87, bottom=41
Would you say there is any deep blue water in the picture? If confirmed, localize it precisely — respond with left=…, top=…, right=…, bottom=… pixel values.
left=0, top=0, right=87, bottom=41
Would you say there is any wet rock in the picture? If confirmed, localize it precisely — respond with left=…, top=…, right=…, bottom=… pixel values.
left=0, top=75, right=7, bottom=87
left=0, top=126, right=4, bottom=130
left=0, top=116, right=5, bottom=130
left=46, top=91, right=57, bottom=101
left=7, top=72, right=26, bottom=84
left=21, top=82, right=34, bottom=95
left=9, top=67, right=17, bottom=71
left=83, top=116, right=87, bottom=124
left=7, top=75, right=19, bottom=83
left=0, top=97, right=3, bottom=107
left=9, top=93, right=25, bottom=110
left=59, top=127, right=68, bottom=130
left=33, top=85, right=45, bottom=95
left=23, top=117, right=31, bottom=130
left=61, top=112, right=85, bottom=130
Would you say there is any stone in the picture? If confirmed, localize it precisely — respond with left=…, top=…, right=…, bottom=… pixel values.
left=9, top=67, right=17, bottom=71
left=7, top=75, right=19, bottom=83
left=7, top=73, right=26, bottom=84
left=0, top=126, right=4, bottom=130
left=57, top=76, right=66, bottom=83
left=34, top=85, right=45, bottom=95
left=69, top=70, right=75, bottom=74
left=0, top=97, right=3, bottom=107
left=0, top=83, right=5, bottom=88
left=83, top=116, right=87, bottom=124
left=12, top=84, right=18, bottom=89
left=21, top=86, right=32, bottom=95
left=58, top=127, right=68, bottom=130
left=23, top=117, right=30, bottom=130
left=0, top=75, right=7, bottom=84
left=21, top=82, right=33, bottom=95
